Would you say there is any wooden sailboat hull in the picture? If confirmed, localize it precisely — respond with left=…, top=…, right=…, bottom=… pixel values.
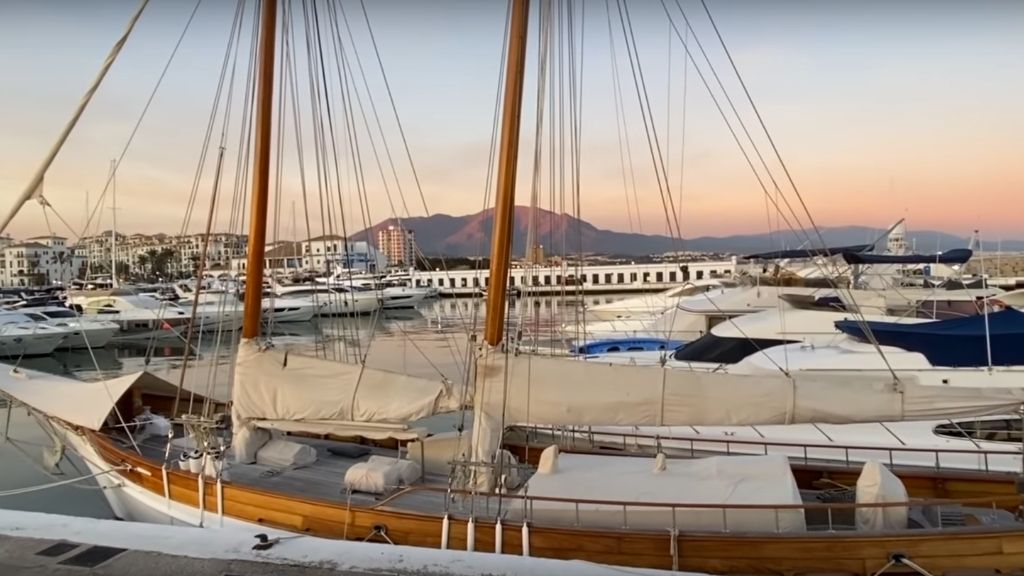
left=82, top=430, right=1024, bottom=575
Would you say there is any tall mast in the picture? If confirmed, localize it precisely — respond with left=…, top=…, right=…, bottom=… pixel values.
left=483, top=0, right=531, bottom=346
left=109, top=159, right=119, bottom=288
left=241, top=0, right=278, bottom=339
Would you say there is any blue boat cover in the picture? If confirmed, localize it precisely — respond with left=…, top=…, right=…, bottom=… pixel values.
left=842, top=248, right=972, bottom=266
left=742, top=244, right=872, bottom=260
left=572, top=338, right=685, bottom=356
left=834, top=308, right=1024, bottom=367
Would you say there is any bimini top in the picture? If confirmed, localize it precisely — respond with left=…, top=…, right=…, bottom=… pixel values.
left=0, top=369, right=188, bottom=430
left=742, top=244, right=872, bottom=261
left=842, top=248, right=972, bottom=266
left=835, top=308, right=1024, bottom=367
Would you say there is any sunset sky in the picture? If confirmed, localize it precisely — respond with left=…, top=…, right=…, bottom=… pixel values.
left=1, top=0, right=1021, bottom=244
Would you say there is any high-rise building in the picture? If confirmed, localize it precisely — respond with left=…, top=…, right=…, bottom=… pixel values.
left=377, top=225, right=417, bottom=267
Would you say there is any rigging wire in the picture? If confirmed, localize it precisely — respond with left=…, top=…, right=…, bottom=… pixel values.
left=689, top=0, right=898, bottom=379
left=614, top=0, right=683, bottom=246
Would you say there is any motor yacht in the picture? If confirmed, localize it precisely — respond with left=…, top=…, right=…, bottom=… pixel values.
left=274, top=284, right=380, bottom=316
left=0, top=315, right=67, bottom=356
left=584, top=279, right=734, bottom=321
left=2, top=307, right=119, bottom=349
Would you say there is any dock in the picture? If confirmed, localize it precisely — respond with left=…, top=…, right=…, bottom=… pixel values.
left=0, top=509, right=681, bottom=576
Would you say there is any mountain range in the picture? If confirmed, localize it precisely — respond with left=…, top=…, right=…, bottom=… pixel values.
left=353, top=206, right=1024, bottom=257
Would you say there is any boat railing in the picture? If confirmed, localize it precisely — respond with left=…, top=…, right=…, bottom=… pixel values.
left=510, top=425, right=1023, bottom=474
left=379, top=485, right=1023, bottom=534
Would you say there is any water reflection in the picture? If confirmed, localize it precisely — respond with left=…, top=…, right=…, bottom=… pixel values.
left=0, top=295, right=620, bottom=383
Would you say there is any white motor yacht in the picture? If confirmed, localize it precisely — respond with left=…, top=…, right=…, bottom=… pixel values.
left=274, top=284, right=380, bottom=316
left=318, top=272, right=430, bottom=309
left=172, top=284, right=316, bottom=325
left=6, top=307, right=119, bottom=349
left=584, top=279, right=733, bottom=321
left=555, top=293, right=1024, bottom=473
left=69, top=291, right=191, bottom=337
left=0, top=316, right=67, bottom=356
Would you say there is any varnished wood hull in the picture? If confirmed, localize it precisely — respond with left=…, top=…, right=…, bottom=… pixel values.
left=82, top=429, right=1024, bottom=575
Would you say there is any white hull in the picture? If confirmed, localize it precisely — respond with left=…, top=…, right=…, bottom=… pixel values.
left=57, top=427, right=269, bottom=530
left=381, top=288, right=428, bottom=309
left=0, top=332, right=64, bottom=356
left=57, top=326, right=119, bottom=349
left=316, top=296, right=380, bottom=316
left=265, top=304, right=318, bottom=323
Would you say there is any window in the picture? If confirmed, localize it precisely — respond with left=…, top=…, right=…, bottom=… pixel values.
left=605, top=273, right=613, bottom=284
left=460, top=278, right=468, bottom=288
left=673, top=334, right=798, bottom=365
left=696, top=270, right=704, bottom=280
left=642, top=272, right=650, bottom=283
left=472, top=277, right=479, bottom=287
left=629, top=273, right=637, bottom=282
left=934, top=419, right=1022, bottom=444
left=616, top=273, right=624, bottom=283
left=669, top=271, right=677, bottom=282
left=656, top=272, right=664, bottom=282
left=591, top=274, right=599, bottom=284
left=543, top=275, right=551, bottom=286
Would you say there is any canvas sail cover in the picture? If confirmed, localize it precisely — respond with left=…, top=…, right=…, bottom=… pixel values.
left=836, top=308, right=1024, bottom=367
left=470, top=352, right=1024, bottom=468
left=514, top=452, right=806, bottom=532
left=231, top=340, right=463, bottom=437
left=843, top=248, right=972, bottom=266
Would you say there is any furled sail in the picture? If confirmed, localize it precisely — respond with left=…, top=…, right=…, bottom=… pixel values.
left=231, top=340, right=463, bottom=441
left=470, top=351, right=1024, bottom=471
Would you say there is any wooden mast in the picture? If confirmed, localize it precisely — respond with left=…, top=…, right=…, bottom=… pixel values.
left=241, top=0, right=279, bottom=339
left=484, top=0, right=531, bottom=346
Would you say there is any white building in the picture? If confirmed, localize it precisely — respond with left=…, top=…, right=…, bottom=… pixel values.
left=377, top=226, right=417, bottom=267
left=300, top=235, right=386, bottom=273
left=0, top=235, right=85, bottom=287
left=229, top=236, right=386, bottom=277
left=75, top=232, right=247, bottom=279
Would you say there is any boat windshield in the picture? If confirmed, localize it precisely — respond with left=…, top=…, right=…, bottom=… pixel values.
left=672, top=333, right=798, bottom=365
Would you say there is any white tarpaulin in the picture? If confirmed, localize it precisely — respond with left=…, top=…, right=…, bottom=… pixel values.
left=231, top=340, right=463, bottom=431
left=0, top=367, right=181, bottom=431
left=856, top=461, right=908, bottom=531
left=470, top=352, right=1024, bottom=469
left=513, top=451, right=806, bottom=532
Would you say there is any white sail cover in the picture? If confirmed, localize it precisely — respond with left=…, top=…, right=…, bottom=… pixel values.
left=515, top=452, right=806, bottom=532
left=471, top=352, right=1024, bottom=465
left=231, top=340, right=462, bottom=434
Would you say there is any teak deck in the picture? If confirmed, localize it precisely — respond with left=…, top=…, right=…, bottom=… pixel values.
left=86, top=428, right=1024, bottom=575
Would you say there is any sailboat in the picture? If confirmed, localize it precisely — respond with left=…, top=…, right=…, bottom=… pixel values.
left=5, top=1, right=1024, bottom=574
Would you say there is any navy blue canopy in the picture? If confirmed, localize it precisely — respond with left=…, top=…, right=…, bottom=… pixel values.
left=842, top=248, right=972, bottom=266
left=835, top=308, right=1024, bottom=367
left=743, top=244, right=872, bottom=260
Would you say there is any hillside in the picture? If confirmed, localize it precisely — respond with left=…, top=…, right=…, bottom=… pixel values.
left=352, top=207, right=1021, bottom=257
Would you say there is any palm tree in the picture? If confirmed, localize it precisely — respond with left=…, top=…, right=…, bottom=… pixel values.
left=136, top=253, right=150, bottom=281
left=153, top=247, right=176, bottom=280
left=145, top=248, right=159, bottom=278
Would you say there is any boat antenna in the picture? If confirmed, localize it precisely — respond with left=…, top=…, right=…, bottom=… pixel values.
left=0, top=0, right=150, bottom=235
left=241, top=0, right=279, bottom=340
left=109, top=159, right=119, bottom=288
left=978, top=229, right=993, bottom=370
left=483, top=0, right=531, bottom=347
